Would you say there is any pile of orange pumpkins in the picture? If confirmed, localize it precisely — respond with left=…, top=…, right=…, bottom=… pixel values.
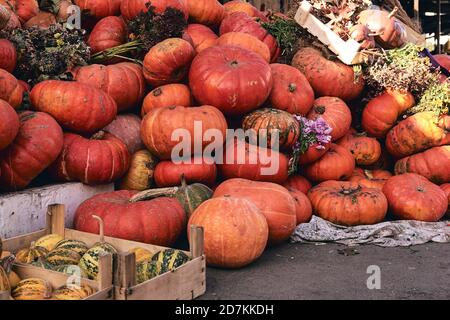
left=0, top=0, right=449, bottom=269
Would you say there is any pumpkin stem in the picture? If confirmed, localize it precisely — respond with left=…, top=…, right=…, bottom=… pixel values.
left=152, top=88, right=163, bottom=97
left=129, top=187, right=180, bottom=203
left=288, top=83, right=297, bottom=92
left=92, top=215, right=105, bottom=244
left=180, top=174, right=195, bottom=217
left=388, top=6, right=399, bottom=19
left=91, top=131, right=106, bottom=140
left=230, top=60, right=239, bottom=67
left=180, top=174, right=187, bottom=190
left=314, top=105, right=326, bottom=114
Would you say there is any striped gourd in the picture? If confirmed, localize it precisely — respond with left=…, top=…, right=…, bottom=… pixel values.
left=0, top=266, right=10, bottom=292
left=31, top=258, right=54, bottom=270
left=46, top=248, right=81, bottom=267
left=150, top=249, right=190, bottom=278
left=53, top=265, right=87, bottom=278
left=35, top=234, right=64, bottom=251
left=15, top=246, right=48, bottom=264
left=11, top=278, right=52, bottom=300
left=53, top=284, right=94, bottom=300
left=92, top=242, right=117, bottom=255
left=130, top=247, right=153, bottom=264
left=55, top=239, right=89, bottom=256
left=78, top=243, right=116, bottom=280
left=136, top=259, right=156, bottom=284
left=8, top=271, right=21, bottom=289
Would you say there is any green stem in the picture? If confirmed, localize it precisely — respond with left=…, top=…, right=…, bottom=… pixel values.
left=90, top=40, right=143, bottom=63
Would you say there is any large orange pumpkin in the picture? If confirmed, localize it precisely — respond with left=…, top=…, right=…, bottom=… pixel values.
left=269, top=63, right=315, bottom=115
left=213, top=178, right=296, bottom=244
left=74, top=0, right=122, bottom=19
left=87, top=16, right=127, bottom=54
left=336, top=130, right=382, bottom=166
left=189, top=45, right=273, bottom=116
left=143, top=38, right=195, bottom=86
left=223, top=0, right=258, bottom=17
left=185, top=23, right=218, bottom=53
left=0, top=39, right=16, bottom=73
left=385, top=112, right=450, bottom=158
left=217, top=32, right=270, bottom=63
left=141, top=105, right=228, bottom=160
left=382, top=173, right=447, bottom=222
left=348, top=168, right=392, bottom=190
left=282, top=175, right=312, bottom=194
left=187, top=0, right=224, bottom=26
left=0, top=99, right=19, bottom=151
left=141, top=84, right=192, bottom=116
left=307, top=97, right=352, bottom=141
left=304, top=143, right=355, bottom=182
left=75, top=191, right=186, bottom=246
left=394, top=146, right=450, bottom=184
left=220, top=12, right=279, bottom=62
left=74, top=63, right=146, bottom=112
left=308, top=180, right=388, bottom=226
left=0, top=68, right=23, bottom=109
left=30, top=80, right=117, bottom=134
left=286, top=187, right=313, bottom=225
left=188, top=196, right=268, bottom=268
left=154, top=156, right=217, bottom=187
left=103, top=114, right=144, bottom=154
left=362, top=90, right=415, bottom=138
left=0, top=112, right=64, bottom=191
left=291, top=47, right=364, bottom=102
left=50, top=132, right=130, bottom=185
left=218, top=138, right=289, bottom=184
left=120, top=0, right=189, bottom=21
left=440, top=183, right=450, bottom=217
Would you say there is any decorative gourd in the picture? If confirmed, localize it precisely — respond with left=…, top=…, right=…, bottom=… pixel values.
left=242, top=108, right=301, bottom=150
left=440, top=183, right=450, bottom=217
left=0, top=255, right=13, bottom=292
left=75, top=191, right=186, bottom=246
left=282, top=175, right=312, bottom=194
left=348, top=168, right=392, bottom=190
left=31, top=258, right=54, bottom=270
left=382, top=173, right=447, bottom=222
left=217, top=32, right=270, bottom=62
left=15, top=245, right=48, bottom=264
left=269, top=63, right=315, bottom=115
left=394, top=146, right=450, bottom=184
left=307, top=97, right=352, bottom=141
left=130, top=247, right=153, bottom=264
left=103, top=114, right=144, bottom=155
left=0, top=112, right=64, bottom=191
left=55, top=240, right=89, bottom=257
left=286, top=187, right=313, bottom=225
left=30, top=80, right=117, bottom=134
left=218, top=138, right=289, bottom=184
left=53, top=265, right=87, bottom=278
left=53, top=284, right=94, bottom=300
left=74, top=63, right=146, bottom=112
left=213, top=178, right=296, bottom=244
left=136, top=258, right=155, bottom=284
left=79, top=245, right=116, bottom=281
left=386, top=112, right=450, bottom=158
left=141, top=105, right=227, bottom=160
left=185, top=23, right=218, bottom=53
left=143, top=38, right=195, bottom=86
left=0, top=68, right=23, bottom=109
left=337, top=130, right=382, bottom=166
left=50, top=132, right=130, bottom=185
left=304, top=144, right=355, bottom=182
left=74, top=0, right=121, bottom=18
left=0, top=39, right=16, bottom=73
left=149, top=249, right=190, bottom=277
left=8, top=271, right=20, bottom=289
left=12, top=278, right=52, bottom=300
left=291, top=47, right=364, bottom=102
left=220, top=12, right=279, bottom=61
left=119, top=150, right=158, bottom=191
left=45, top=248, right=82, bottom=267
left=120, top=0, right=189, bottom=21
left=188, top=196, right=268, bottom=268
left=34, top=234, right=64, bottom=251
left=308, top=180, right=388, bottom=226
left=362, top=90, right=415, bottom=138
left=141, top=84, right=192, bottom=116
left=0, top=99, right=19, bottom=151
left=187, top=0, right=224, bottom=26
left=88, top=16, right=127, bottom=54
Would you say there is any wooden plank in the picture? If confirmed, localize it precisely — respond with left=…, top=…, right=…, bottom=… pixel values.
left=98, top=254, right=113, bottom=291
left=2, top=229, right=48, bottom=253
left=189, top=226, right=204, bottom=258
left=47, top=204, right=66, bottom=237
left=118, top=253, right=136, bottom=289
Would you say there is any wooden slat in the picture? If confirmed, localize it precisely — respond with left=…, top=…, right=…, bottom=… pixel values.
left=118, top=253, right=136, bottom=289
left=98, top=254, right=113, bottom=291
left=189, top=226, right=204, bottom=258
left=2, top=229, right=48, bottom=253
left=47, top=204, right=66, bottom=237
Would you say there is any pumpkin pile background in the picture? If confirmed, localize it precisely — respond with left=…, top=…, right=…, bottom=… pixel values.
left=0, top=0, right=449, bottom=270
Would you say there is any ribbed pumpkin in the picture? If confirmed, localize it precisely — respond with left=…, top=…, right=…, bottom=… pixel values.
left=74, top=0, right=122, bottom=18
left=213, top=178, right=296, bottom=244
left=12, top=278, right=52, bottom=300
left=15, top=0, right=39, bottom=23
left=34, top=234, right=64, bottom=251
left=78, top=244, right=116, bottom=280
left=0, top=39, right=16, bottom=72
left=119, top=150, right=158, bottom=191
left=154, top=156, right=217, bottom=187
left=298, top=142, right=331, bottom=165
left=386, top=112, right=450, bottom=158
left=185, top=23, right=218, bottom=53
left=75, top=191, right=186, bottom=246
left=382, top=173, right=447, bottom=222
left=394, top=146, right=450, bottom=184
left=242, top=108, right=300, bottom=150
left=74, top=63, right=146, bottom=112
left=286, top=187, right=313, bottom=225
left=187, top=0, right=224, bottom=26
left=282, top=175, right=312, bottom=194
left=0, top=99, right=19, bottom=151
left=218, top=138, right=289, bottom=184
left=45, top=248, right=82, bottom=267
left=50, top=132, right=130, bottom=185
left=55, top=240, right=89, bottom=257
left=0, top=4, right=21, bottom=31
left=188, top=196, right=268, bottom=268
left=141, top=105, right=227, bottom=160
left=291, top=47, right=364, bottom=102
left=348, top=168, right=392, bottom=190
left=15, top=246, right=49, bottom=264
left=149, top=249, right=190, bottom=277
left=53, top=284, right=94, bottom=300
left=362, top=90, right=415, bottom=138
left=189, top=45, right=273, bottom=116
left=30, top=80, right=117, bottom=134
left=120, top=0, right=189, bottom=21
left=24, top=11, right=56, bottom=28
left=269, top=63, right=315, bottom=115
left=307, top=97, right=352, bottom=141
left=441, top=183, right=450, bottom=217
left=104, top=114, right=144, bottom=155
left=220, top=12, right=279, bottom=62
left=304, top=144, right=355, bottom=182
left=143, top=38, right=195, bottom=86
left=88, top=16, right=127, bottom=54
left=141, top=84, right=192, bottom=116
left=337, top=130, right=382, bottom=166
left=0, top=112, right=64, bottom=191
left=223, top=0, right=258, bottom=17
left=0, top=68, right=23, bottom=109
left=308, top=181, right=388, bottom=226
left=217, top=32, right=270, bottom=62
